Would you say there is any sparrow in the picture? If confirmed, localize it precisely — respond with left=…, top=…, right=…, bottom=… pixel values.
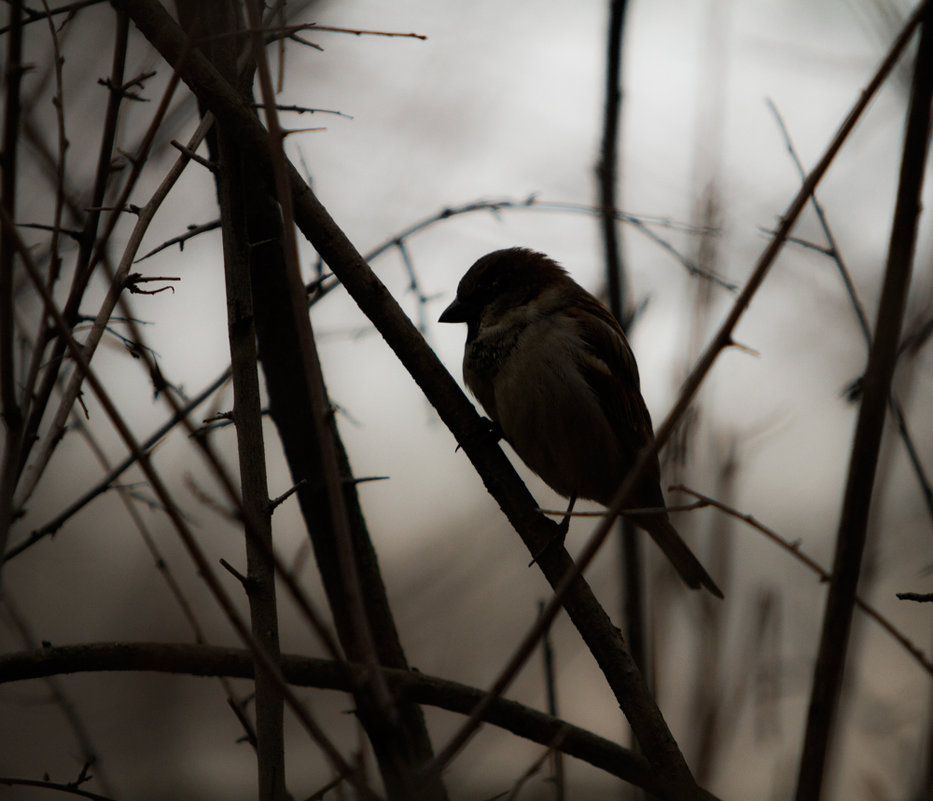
left=439, top=247, right=722, bottom=598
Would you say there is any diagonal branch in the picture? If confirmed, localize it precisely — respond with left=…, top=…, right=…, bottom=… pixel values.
left=117, top=0, right=932, bottom=795
left=1, top=207, right=381, bottom=801
left=116, top=0, right=697, bottom=789
left=429, top=0, right=933, bottom=784
left=675, top=485, right=933, bottom=676
left=793, top=8, right=933, bottom=800
left=766, top=97, right=933, bottom=534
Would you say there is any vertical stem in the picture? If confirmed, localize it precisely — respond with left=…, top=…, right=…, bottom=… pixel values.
left=241, top=3, right=426, bottom=797
left=0, top=0, right=24, bottom=567
left=793, top=9, right=933, bottom=800
left=0, top=0, right=22, bottom=429
left=178, top=3, right=286, bottom=797
left=597, top=0, right=628, bottom=319
left=13, top=10, right=129, bottom=498
left=596, top=0, right=647, bottom=697
left=220, top=139, right=286, bottom=801
left=539, top=601, right=565, bottom=801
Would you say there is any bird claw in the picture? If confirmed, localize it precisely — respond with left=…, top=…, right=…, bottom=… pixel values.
left=455, top=417, right=504, bottom=453
left=527, top=523, right=568, bottom=567
left=478, top=417, right=504, bottom=443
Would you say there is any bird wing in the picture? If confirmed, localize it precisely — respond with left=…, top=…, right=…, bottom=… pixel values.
left=566, top=295, right=659, bottom=476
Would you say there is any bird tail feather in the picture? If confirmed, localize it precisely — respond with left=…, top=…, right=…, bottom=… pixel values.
left=633, top=515, right=723, bottom=599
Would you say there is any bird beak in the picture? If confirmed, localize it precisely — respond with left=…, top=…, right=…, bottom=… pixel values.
left=439, top=297, right=469, bottom=323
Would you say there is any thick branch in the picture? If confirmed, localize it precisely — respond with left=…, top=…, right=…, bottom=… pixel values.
left=169, top=2, right=447, bottom=796
left=4, top=210, right=378, bottom=800
left=0, top=642, right=721, bottom=801
left=117, top=1, right=930, bottom=793
left=115, top=0, right=693, bottom=782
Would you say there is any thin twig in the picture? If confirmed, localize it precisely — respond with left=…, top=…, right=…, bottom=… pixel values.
left=2, top=208, right=380, bottom=800
left=13, top=101, right=208, bottom=513
left=0, top=0, right=105, bottom=35
left=12, top=10, right=133, bottom=523
left=252, top=102, right=353, bottom=118
left=504, top=742, right=561, bottom=801
left=429, top=0, right=927, bottom=779
left=539, top=601, right=565, bottom=801
left=39, top=0, right=68, bottom=291
left=898, top=593, right=933, bottom=602
left=233, top=21, right=427, bottom=43
left=765, top=97, right=873, bottom=345
left=134, top=219, right=221, bottom=261
left=673, top=485, right=933, bottom=676
left=395, top=237, right=434, bottom=336
left=766, top=96, right=933, bottom=537
left=0, top=775, right=115, bottom=801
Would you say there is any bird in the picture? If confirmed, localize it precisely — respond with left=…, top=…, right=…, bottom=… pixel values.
left=439, top=247, right=722, bottom=598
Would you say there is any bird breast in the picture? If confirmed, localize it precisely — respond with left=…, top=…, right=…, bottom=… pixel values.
left=471, top=310, right=623, bottom=502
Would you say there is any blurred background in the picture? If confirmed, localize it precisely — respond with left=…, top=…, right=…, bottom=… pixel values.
left=2, top=0, right=933, bottom=799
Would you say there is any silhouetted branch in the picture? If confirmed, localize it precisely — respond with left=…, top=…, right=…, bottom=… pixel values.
left=207, top=3, right=287, bottom=796
left=766, top=94, right=933, bottom=565
left=119, top=1, right=929, bottom=796
left=795, top=8, right=933, bottom=798
left=135, top=219, right=221, bottom=261
left=0, top=774, right=114, bottom=801
left=0, top=0, right=26, bottom=563
left=0, top=0, right=105, bottom=35
left=2, top=208, right=379, bottom=800
left=898, top=592, right=933, bottom=602
left=0, top=641, right=723, bottom=801
left=674, top=484, right=933, bottom=676
left=451, top=1, right=932, bottom=791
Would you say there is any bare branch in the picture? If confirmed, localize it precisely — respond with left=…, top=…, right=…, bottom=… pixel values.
left=429, top=0, right=931, bottom=785
left=766, top=97, right=933, bottom=533
left=674, top=485, right=933, bottom=676
left=0, top=0, right=26, bottom=564
left=120, top=1, right=930, bottom=795
left=1, top=211, right=378, bottom=799
left=795, top=9, right=933, bottom=797
left=0, top=642, right=724, bottom=801
left=0, top=0, right=105, bottom=35
left=0, top=774, right=115, bottom=801
left=135, top=219, right=221, bottom=262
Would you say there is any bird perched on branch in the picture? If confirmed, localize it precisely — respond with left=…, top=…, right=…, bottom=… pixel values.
left=439, top=247, right=722, bottom=598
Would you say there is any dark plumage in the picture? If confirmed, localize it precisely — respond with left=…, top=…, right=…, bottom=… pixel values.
left=440, top=247, right=722, bottom=597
